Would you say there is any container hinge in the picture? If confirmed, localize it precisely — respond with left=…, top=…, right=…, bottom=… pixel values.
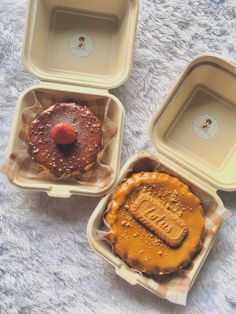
left=39, top=81, right=109, bottom=96
left=157, top=153, right=218, bottom=194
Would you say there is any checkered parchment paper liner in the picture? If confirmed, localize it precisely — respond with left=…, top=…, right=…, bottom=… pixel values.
left=96, top=151, right=231, bottom=305
left=1, top=91, right=117, bottom=189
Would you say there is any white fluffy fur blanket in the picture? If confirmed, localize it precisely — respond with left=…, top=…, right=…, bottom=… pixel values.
left=0, top=0, right=236, bottom=313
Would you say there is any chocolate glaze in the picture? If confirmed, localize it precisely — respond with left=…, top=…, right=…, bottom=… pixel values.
left=28, top=103, right=102, bottom=178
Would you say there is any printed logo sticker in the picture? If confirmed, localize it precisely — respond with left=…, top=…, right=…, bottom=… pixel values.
left=192, top=113, right=219, bottom=139
left=69, top=33, right=94, bottom=58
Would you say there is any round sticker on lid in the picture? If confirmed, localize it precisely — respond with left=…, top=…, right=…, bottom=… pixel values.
left=192, top=113, right=219, bottom=139
left=69, top=32, right=94, bottom=58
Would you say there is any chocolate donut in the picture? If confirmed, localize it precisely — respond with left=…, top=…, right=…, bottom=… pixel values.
left=28, top=103, right=102, bottom=178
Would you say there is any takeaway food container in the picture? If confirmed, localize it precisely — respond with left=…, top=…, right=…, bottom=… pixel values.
left=87, top=55, right=235, bottom=302
left=5, top=0, right=139, bottom=197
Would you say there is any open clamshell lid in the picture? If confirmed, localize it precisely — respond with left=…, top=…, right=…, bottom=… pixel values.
left=22, top=0, right=138, bottom=89
left=150, top=55, right=236, bottom=191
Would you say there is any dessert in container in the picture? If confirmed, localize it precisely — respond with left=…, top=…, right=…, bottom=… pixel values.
left=87, top=55, right=234, bottom=305
left=2, top=0, right=234, bottom=305
left=3, top=0, right=139, bottom=197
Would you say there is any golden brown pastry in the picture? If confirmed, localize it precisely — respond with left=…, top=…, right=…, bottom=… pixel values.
left=105, top=172, right=205, bottom=275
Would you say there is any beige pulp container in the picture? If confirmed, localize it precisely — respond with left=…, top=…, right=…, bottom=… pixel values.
left=6, top=0, right=139, bottom=197
left=4, top=0, right=234, bottom=302
left=87, top=55, right=236, bottom=299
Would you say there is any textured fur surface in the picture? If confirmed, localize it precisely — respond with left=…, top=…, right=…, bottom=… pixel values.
left=1, top=0, right=236, bottom=313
